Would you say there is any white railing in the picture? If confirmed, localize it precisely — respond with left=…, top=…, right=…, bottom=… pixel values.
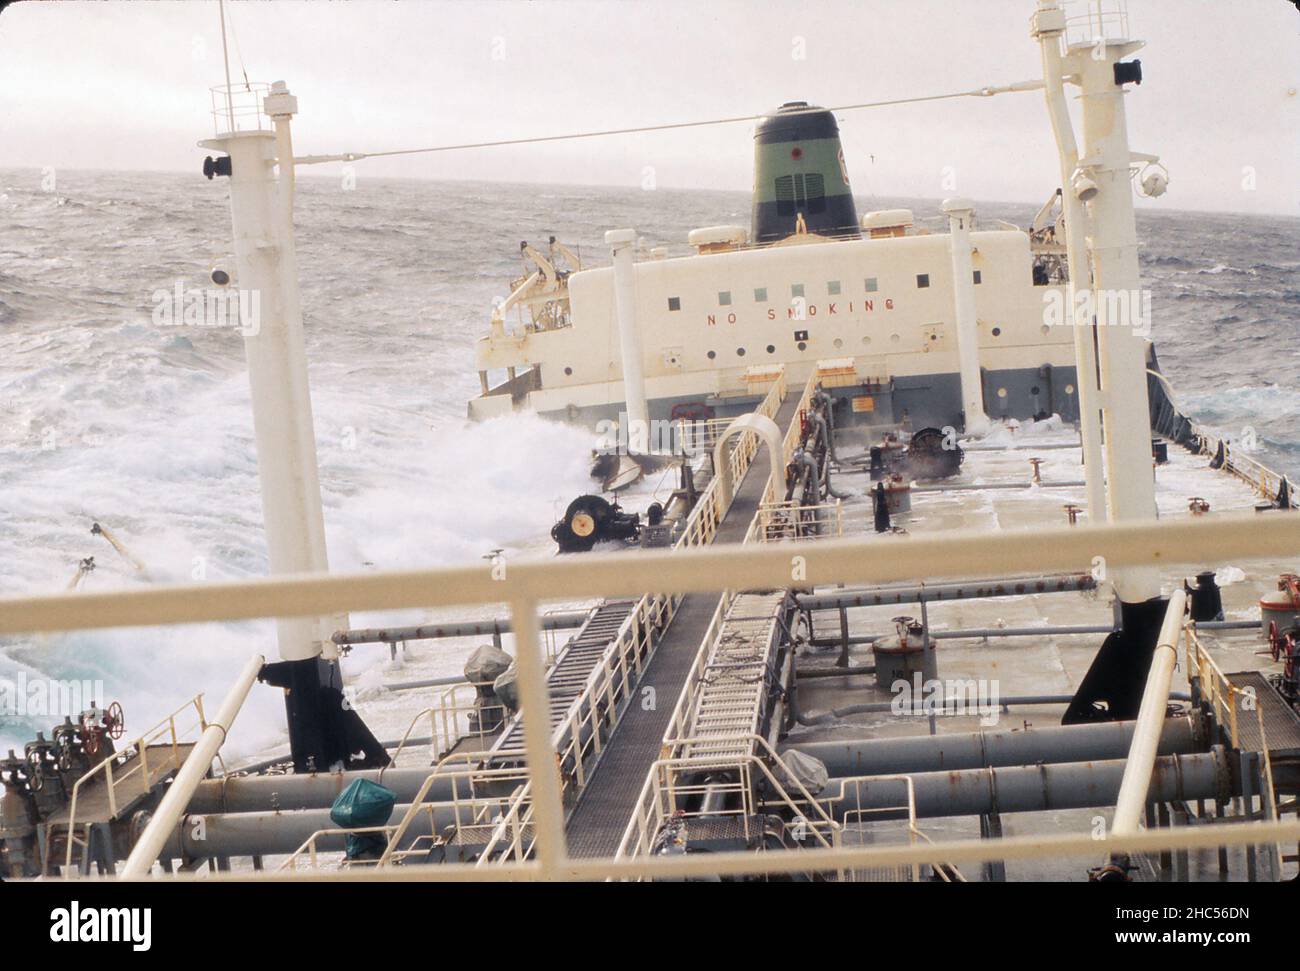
left=1185, top=626, right=1283, bottom=827
left=752, top=498, right=843, bottom=543
left=8, top=510, right=1300, bottom=880
left=821, top=774, right=928, bottom=883
left=209, top=83, right=271, bottom=137
left=615, top=735, right=844, bottom=866
left=1062, top=0, right=1131, bottom=48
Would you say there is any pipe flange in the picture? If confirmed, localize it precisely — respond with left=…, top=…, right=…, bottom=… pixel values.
left=1209, top=745, right=1231, bottom=804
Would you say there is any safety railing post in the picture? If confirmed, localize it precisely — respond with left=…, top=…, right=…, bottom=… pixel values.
left=510, top=596, right=567, bottom=877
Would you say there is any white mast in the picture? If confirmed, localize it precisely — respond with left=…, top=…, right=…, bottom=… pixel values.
left=1032, top=1, right=1108, bottom=523
left=942, top=198, right=990, bottom=437
left=1033, top=0, right=1160, bottom=605
left=199, top=82, right=339, bottom=662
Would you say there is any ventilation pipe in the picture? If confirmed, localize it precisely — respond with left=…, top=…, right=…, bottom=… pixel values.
left=606, top=228, right=650, bottom=454
left=941, top=198, right=990, bottom=437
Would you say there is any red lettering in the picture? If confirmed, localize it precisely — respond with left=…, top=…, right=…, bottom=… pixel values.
left=885, top=298, right=894, bottom=310
left=727, top=312, right=737, bottom=325
left=808, top=305, right=817, bottom=316
left=864, top=300, right=873, bottom=312
left=707, top=314, right=716, bottom=326
left=767, top=308, right=776, bottom=321
left=828, top=303, right=837, bottom=314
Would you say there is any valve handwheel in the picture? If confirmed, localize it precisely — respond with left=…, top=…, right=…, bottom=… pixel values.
left=1269, top=621, right=1282, bottom=662
left=107, top=701, right=125, bottom=739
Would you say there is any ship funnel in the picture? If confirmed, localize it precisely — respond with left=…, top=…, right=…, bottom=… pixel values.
left=751, top=102, right=861, bottom=244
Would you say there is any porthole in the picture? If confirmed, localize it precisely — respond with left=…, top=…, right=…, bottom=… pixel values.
left=862, top=336, right=871, bottom=345
left=706, top=350, right=716, bottom=360
left=563, top=366, right=573, bottom=376
left=736, top=347, right=746, bottom=356
left=991, top=326, right=1002, bottom=337
left=1030, top=385, right=1040, bottom=395
left=1040, top=324, right=1051, bottom=335
left=1065, top=383, right=1076, bottom=395
left=997, top=387, right=1008, bottom=399
left=766, top=344, right=776, bottom=354
left=833, top=338, right=843, bottom=349
left=797, top=341, right=807, bottom=351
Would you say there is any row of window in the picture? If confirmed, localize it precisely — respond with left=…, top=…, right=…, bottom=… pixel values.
left=563, top=322, right=1015, bottom=374
left=667, top=272, right=981, bottom=311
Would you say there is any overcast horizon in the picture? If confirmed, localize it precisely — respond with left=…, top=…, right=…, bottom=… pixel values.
left=1, top=0, right=1297, bottom=217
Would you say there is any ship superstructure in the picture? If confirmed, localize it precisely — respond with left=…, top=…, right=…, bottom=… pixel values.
left=470, top=103, right=1081, bottom=433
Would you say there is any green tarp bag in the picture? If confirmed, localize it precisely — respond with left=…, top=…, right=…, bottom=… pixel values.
left=329, top=778, right=397, bottom=861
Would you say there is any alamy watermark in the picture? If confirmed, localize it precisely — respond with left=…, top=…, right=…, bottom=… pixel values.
left=0, top=674, right=106, bottom=718
left=150, top=282, right=260, bottom=336
left=891, top=673, right=1001, bottom=727
left=1043, top=288, right=1151, bottom=337
left=595, top=412, right=708, bottom=457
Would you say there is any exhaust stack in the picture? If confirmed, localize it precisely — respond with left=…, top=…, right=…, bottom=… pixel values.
left=751, top=103, right=861, bottom=244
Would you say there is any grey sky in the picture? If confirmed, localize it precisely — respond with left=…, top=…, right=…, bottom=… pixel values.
left=1, top=0, right=1296, bottom=214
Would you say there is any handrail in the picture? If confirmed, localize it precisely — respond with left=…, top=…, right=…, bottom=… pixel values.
left=1186, top=418, right=1292, bottom=504
left=61, top=693, right=212, bottom=873
left=1185, top=624, right=1285, bottom=876
left=121, top=655, right=264, bottom=877
left=1111, top=590, right=1187, bottom=838
left=615, top=733, right=844, bottom=863
left=753, top=498, right=843, bottom=543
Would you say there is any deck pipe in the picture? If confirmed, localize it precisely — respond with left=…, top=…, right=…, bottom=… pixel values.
left=158, top=800, right=492, bottom=861
left=794, top=692, right=1190, bottom=726
left=332, top=608, right=590, bottom=648
left=911, top=480, right=1086, bottom=492
left=189, top=766, right=459, bottom=814
left=782, top=715, right=1198, bottom=777
left=173, top=750, right=1230, bottom=858
left=820, top=749, right=1229, bottom=821
left=808, top=618, right=1257, bottom=650
left=796, top=574, right=1096, bottom=611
